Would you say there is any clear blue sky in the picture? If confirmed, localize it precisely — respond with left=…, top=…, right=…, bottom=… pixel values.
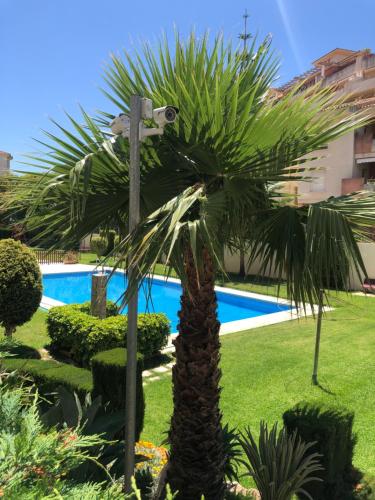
left=1, top=0, right=374, bottom=169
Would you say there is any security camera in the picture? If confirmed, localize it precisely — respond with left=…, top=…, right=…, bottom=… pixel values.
left=110, top=113, right=130, bottom=136
left=153, top=106, right=179, bottom=127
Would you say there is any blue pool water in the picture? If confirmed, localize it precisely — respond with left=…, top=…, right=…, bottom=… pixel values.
left=42, top=271, right=290, bottom=332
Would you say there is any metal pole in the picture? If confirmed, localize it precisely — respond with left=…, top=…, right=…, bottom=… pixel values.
left=124, top=95, right=142, bottom=492
left=312, top=289, right=324, bottom=385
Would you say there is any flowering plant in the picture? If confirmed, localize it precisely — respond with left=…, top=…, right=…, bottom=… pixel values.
left=135, top=440, right=168, bottom=478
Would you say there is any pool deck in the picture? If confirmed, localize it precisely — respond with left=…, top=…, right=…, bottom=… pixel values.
left=40, top=264, right=321, bottom=346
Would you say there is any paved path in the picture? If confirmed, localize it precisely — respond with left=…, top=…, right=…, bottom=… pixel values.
left=142, top=361, right=174, bottom=387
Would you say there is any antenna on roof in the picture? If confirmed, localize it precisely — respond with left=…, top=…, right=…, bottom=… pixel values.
left=239, top=9, right=252, bottom=53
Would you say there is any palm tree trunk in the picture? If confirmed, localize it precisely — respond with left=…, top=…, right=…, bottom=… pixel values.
left=167, top=247, right=226, bottom=499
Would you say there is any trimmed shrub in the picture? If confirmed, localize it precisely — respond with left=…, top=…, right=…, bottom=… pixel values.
left=2, top=349, right=145, bottom=440
left=47, top=302, right=169, bottom=366
left=2, top=358, right=93, bottom=398
left=79, top=300, right=119, bottom=317
left=0, top=239, right=42, bottom=337
left=91, top=347, right=144, bottom=439
left=283, top=401, right=356, bottom=499
left=90, top=235, right=107, bottom=258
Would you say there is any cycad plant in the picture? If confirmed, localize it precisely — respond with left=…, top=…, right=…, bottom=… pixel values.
left=238, top=422, right=323, bottom=500
left=6, top=32, right=375, bottom=498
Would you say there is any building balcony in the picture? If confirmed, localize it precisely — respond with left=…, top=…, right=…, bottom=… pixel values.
left=342, top=177, right=364, bottom=194
left=342, top=177, right=375, bottom=194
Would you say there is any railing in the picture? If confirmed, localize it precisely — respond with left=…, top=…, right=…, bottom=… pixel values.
left=33, top=249, right=66, bottom=264
left=364, top=54, right=375, bottom=70
left=324, top=62, right=356, bottom=85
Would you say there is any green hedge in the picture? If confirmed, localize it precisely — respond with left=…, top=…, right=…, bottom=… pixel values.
left=47, top=302, right=169, bottom=366
left=2, top=358, right=93, bottom=398
left=283, top=401, right=356, bottom=499
left=3, top=348, right=145, bottom=439
left=79, top=301, right=119, bottom=317
left=92, top=348, right=144, bottom=439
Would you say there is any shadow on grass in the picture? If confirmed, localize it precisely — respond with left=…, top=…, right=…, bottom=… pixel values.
left=1, top=342, right=41, bottom=359
left=144, top=352, right=174, bottom=370
left=316, top=381, right=336, bottom=396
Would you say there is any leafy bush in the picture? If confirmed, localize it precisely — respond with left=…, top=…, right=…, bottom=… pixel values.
left=2, top=358, right=93, bottom=398
left=283, top=402, right=357, bottom=500
left=0, top=239, right=42, bottom=337
left=238, top=421, right=323, bottom=500
left=91, top=348, right=144, bottom=439
left=47, top=302, right=169, bottom=365
left=0, top=384, right=123, bottom=499
left=90, top=235, right=108, bottom=258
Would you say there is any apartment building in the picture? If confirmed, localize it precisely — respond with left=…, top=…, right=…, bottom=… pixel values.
left=278, top=48, right=375, bottom=204
left=0, top=151, right=12, bottom=175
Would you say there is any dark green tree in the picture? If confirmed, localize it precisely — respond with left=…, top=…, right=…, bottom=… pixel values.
left=0, top=239, right=42, bottom=337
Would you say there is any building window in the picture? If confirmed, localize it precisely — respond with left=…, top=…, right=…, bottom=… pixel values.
left=310, top=175, right=325, bottom=192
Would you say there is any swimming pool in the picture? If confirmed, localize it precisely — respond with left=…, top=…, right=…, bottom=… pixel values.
left=42, top=270, right=291, bottom=333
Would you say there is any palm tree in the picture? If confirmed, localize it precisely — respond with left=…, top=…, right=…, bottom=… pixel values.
left=8, top=33, right=375, bottom=498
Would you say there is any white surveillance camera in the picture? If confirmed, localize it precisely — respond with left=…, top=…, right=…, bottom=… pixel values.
left=110, top=113, right=130, bottom=136
left=153, top=106, right=179, bottom=127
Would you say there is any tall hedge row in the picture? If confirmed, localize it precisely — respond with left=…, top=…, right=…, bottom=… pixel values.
left=92, top=348, right=144, bottom=439
left=283, top=401, right=356, bottom=499
left=3, top=347, right=145, bottom=440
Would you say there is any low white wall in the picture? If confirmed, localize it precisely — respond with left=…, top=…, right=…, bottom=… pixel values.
left=223, top=247, right=285, bottom=279
left=349, top=242, right=375, bottom=290
left=80, top=234, right=92, bottom=251
left=224, top=243, right=375, bottom=291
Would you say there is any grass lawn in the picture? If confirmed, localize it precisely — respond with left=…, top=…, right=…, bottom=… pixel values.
left=0, top=309, right=50, bottom=352
left=3, top=257, right=375, bottom=486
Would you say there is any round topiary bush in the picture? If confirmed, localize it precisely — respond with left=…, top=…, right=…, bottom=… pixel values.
left=0, top=239, right=42, bottom=337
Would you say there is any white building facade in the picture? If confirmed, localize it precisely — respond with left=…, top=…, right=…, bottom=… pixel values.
left=0, top=151, right=12, bottom=174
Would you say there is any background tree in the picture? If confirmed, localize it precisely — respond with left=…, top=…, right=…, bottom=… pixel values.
left=0, top=239, right=42, bottom=337
left=5, top=33, right=375, bottom=498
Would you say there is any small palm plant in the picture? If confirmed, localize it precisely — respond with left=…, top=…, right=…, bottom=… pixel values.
left=238, top=422, right=323, bottom=500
